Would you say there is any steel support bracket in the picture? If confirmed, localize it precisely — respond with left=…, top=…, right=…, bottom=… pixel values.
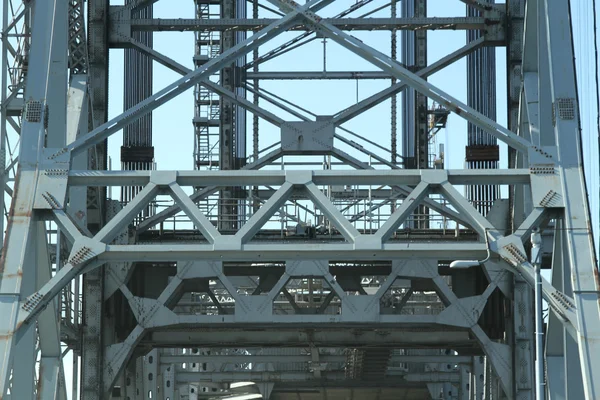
left=34, top=149, right=71, bottom=210
left=482, top=7, right=507, bottom=45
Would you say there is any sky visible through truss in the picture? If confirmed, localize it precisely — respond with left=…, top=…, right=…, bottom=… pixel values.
left=17, top=0, right=597, bottom=397
left=105, top=0, right=600, bottom=248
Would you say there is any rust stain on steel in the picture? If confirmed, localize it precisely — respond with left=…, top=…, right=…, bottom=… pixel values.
left=36, top=361, right=44, bottom=394
left=1, top=270, right=23, bottom=280
left=594, top=267, right=600, bottom=285
left=0, top=170, right=26, bottom=275
left=593, top=268, right=600, bottom=307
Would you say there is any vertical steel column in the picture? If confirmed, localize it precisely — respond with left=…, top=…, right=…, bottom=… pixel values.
left=531, top=229, right=545, bottom=400
left=252, top=0, right=259, bottom=164
left=234, top=0, right=247, bottom=227
left=122, top=1, right=154, bottom=217
left=466, top=0, right=498, bottom=217
left=414, top=0, right=428, bottom=230
left=508, top=2, right=535, bottom=399
left=11, top=227, right=36, bottom=400
left=39, top=0, right=68, bottom=397
left=252, top=0, right=260, bottom=215
left=82, top=0, right=109, bottom=398
left=512, top=279, right=534, bottom=400
left=391, top=0, right=398, bottom=169
left=219, top=0, right=237, bottom=232
left=143, top=349, right=160, bottom=399
left=0, top=0, right=8, bottom=250
left=401, top=1, right=415, bottom=165
left=472, top=356, right=484, bottom=400
left=543, top=0, right=600, bottom=387
left=413, top=0, right=427, bottom=171
left=163, top=360, right=176, bottom=400
left=66, top=75, right=88, bottom=400
left=401, top=0, right=427, bottom=229
left=0, top=0, right=64, bottom=395
left=545, top=221, right=584, bottom=399
left=459, top=365, right=470, bottom=400
left=390, top=0, right=398, bottom=214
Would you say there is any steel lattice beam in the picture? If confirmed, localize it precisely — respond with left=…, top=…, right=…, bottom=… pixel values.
left=0, top=1, right=598, bottom=399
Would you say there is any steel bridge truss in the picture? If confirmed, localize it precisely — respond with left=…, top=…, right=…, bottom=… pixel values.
left=0, top=0, right=599, bottom=399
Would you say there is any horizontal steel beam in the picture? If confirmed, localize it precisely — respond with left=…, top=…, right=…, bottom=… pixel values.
left=159, top=354, right=473, bottom=364
left=173, top=370, right=459, bottom=383
left=246, top=71, right=394, bottom=80
left=102, top=243, right=489, bottom=262
left=175, top=371, right=346, bottom=382
left=68, top=169, right=531, bottom=187
left=273, top=380, right=428, bottom=390
left=143, top=329, right=475, bottom=347
left=129, top=17, right=492, bottom=32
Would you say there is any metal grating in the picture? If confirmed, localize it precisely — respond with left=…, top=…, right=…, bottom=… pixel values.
left=24, top=100, right=42, bottom=122
left=556, top=98, right=575, bottom=120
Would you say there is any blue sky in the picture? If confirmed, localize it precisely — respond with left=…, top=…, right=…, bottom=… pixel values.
left=107, top=0, right=501, bottom=173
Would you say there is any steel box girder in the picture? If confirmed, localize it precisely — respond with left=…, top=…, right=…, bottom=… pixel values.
left=1, top=0, right=598, bottom=398
left=142, top=329, right=475, bottom=348
left=67, top=168, right=532, bottom=187
left=124, top=16, right=495, bottom=32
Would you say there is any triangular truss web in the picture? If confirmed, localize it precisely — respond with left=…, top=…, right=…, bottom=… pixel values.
left=435, top=182, right=500, bottom=237
left=300, top=182, right=361, bottom=242
left=95, top=182, right=160, bottom=244
left=325, top=149, right=484, bottom=238
left=369, top=180, right=503, bottom=243
left=379, top=277, right=446, bottom=315
left=381, top=184, right=489, bottom=241
left=234, top=181, right=295, bottom=243
left=167, top=182, right=220, bottom=244
left=273, top=277, right=342, bottom=315
left=235, top=181, right=362, bottom=244
left=176, top=276, right=235, bottom=316
left=161, top=176, right=498, bottom=245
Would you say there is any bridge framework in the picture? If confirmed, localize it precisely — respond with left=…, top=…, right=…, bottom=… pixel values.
left=0, top=0, right=598, bottom=399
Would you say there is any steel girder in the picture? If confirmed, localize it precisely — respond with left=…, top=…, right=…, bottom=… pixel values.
left=0, top=163, right=575, bottom=398
left=0, top=1, right=598, bottom=399
left=120, top=16, right=496, bottom=32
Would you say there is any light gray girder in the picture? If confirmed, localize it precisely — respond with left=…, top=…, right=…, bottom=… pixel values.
left=159, top=354, right=473, bottom=364
left=94, top=182, right=158, bottom=243
left=374, top=180, right=429, bottom=241
left=246, top=71, right=395, bottom=79
left=128, top=16, right=493, bottom=32
left=304, top=182, right=361, bottom=242
left=546, top=221, right=584, bottom=400
left=235, top=181, right=294, bottom=243
left=9, top=171, right=506, bottom=342
left=541, top=0, right=600, bottom=397
left=0, top=0, right=66, bottom=395
left=1, top=1, right=598, bottom=397
left=36, top=222, right=67, bottom=400
left=329, top=147, right=474, bottom=228
left=101, top=242, right=488, bottom=262
left=67, top=169, right=531, bottom=187
left=169, top=182, right=221, bottom=244
left=136, top=148, right=284, bottom=233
